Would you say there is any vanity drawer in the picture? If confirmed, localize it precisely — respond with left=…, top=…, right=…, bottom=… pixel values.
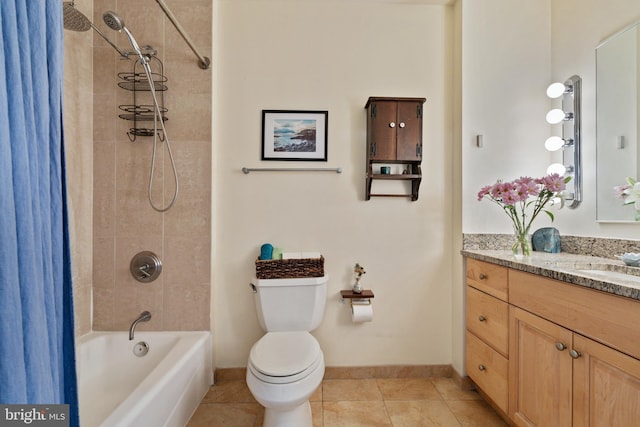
left=466, top=286, right=508, bottom=357
left=466, top=258, right=508, bottom=301
left=466, top=331, right=508, bottom=413
left=509, top=269, right=640, bottom=360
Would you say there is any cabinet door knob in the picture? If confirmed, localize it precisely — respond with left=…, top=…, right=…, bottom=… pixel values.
left=478, top=315, right=486, bottom=322
left=478, top=273, right=487, bottom=280
left=399, top=122, right=406, bottom=128
left=389, top=122, right=396, bottom=128
left=570, top=349, right=582, bottom=359
left=555, top=342, right=567, bottom=351
left=478, top=364, right=486, bottom=371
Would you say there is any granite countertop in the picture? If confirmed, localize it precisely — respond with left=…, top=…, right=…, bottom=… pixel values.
left=461, top=249, right=640, bottom=301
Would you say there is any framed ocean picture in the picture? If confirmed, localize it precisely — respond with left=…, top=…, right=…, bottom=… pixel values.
left=261, top=110, right=328, bottom=161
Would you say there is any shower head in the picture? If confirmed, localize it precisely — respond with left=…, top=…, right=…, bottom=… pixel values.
left=62, top=3, right=129, bottom=58
left=102, top=11, right=125, bottom=32
left=63, top=2, right=91, bottom=32
left=102, top=11, right=145, bottom=62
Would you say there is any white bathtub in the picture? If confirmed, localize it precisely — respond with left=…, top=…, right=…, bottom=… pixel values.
left=76, top=331, right=213, bottom=427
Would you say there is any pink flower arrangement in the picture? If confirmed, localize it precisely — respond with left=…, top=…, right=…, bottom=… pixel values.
left=478, top=174, right=569, bottom=256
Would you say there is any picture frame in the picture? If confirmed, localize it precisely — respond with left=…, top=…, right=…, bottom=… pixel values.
left=261, top=110, right=328, bottom=161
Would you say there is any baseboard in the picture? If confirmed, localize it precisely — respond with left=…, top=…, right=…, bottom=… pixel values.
left=450, top=367, right=475, bottom=391
left=215, top=364, right=452, bottom=383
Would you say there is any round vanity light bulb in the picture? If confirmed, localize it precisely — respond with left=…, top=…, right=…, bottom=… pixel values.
left=546, top=82, right=566, bottom=98
left=547, top=163, right=566, bottom=176
left=545, top=136, right=565, bottom=152
left=546, top=109, right=567, bottom=124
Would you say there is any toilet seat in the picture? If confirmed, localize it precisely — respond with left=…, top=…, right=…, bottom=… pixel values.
left=249, top=331, right=322, bottom=384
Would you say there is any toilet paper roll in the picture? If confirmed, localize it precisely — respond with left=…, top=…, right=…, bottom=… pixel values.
left=351, top=302, right=373, bottom=323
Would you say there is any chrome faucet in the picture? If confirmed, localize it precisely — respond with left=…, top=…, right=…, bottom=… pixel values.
left=129, top=311, right=151, bottom=340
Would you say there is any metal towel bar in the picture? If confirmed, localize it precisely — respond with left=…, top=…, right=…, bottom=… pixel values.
left=242, top=167, right=342, bottom=174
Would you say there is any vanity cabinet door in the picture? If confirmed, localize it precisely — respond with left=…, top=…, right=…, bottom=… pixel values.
left=572, top=334, right=640, bottom=426
left=509, top=306, right=573, bottom=427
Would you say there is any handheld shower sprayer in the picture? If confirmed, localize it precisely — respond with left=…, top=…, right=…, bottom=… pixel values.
left=102, top=11, right=146, bottom=63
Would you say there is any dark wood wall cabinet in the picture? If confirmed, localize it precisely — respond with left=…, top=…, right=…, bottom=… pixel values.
left=365, top=96, right=426, bottom=201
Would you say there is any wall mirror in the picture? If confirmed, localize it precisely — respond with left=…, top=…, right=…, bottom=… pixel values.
left=596, top=20, right=640, bottom=222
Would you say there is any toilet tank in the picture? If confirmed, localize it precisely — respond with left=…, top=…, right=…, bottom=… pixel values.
left=251, top=275, right=329, bottom=332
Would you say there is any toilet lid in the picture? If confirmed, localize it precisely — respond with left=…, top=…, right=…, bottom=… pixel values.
left=249, top=331, right=320, bottom=378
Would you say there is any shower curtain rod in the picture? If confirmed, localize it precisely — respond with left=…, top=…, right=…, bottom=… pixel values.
left=155, top=0, right=210, bottom=70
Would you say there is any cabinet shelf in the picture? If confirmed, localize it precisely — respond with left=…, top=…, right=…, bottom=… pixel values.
left=366, top=162, right=422, bottom=201
left=368, top=193, right=415, bottom=198
left=369, top=174, right=421, bottom=180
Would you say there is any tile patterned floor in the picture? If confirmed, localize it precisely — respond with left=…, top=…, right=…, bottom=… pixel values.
left=187, top=377, right=508, bottom=426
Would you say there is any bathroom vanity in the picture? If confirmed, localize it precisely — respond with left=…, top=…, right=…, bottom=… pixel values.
left=463, top=251, right=640, bottom=426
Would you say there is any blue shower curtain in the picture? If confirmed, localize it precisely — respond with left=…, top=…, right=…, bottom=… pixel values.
left=0, top=1, right=78, bottom=425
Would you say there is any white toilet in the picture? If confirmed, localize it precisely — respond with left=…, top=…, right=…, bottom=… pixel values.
left=246, top=275, right=329, bottom=427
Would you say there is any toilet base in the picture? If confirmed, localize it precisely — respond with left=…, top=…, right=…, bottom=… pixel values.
left=263, top=400, right=312, bottom=427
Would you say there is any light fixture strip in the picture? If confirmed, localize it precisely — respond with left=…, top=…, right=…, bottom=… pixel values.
left=563, top=75, right=581, bottom=208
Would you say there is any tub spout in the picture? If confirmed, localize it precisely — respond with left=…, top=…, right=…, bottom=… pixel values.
left=129, top=311, right=151, bottom=340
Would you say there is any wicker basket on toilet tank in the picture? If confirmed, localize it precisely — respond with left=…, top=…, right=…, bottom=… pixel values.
left=255, top=256, right=324, bottom=279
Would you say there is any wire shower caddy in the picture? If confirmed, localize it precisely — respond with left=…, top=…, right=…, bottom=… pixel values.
left=117, top=55, right=168, bottom=141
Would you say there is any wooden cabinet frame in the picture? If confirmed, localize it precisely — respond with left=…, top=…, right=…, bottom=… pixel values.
left=365, top=97, right=425, bottom=201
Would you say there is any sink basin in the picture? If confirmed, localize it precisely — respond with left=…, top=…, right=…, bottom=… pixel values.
left=550, top=261, right=640, bottom=284
left=576, top=269, right=640, bottom=283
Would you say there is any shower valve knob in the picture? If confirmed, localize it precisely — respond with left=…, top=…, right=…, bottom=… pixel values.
left=130, top=251, right=162, bottom=283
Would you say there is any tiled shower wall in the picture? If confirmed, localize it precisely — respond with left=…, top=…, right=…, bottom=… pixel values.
left=91, top=0, right=212, bottom=331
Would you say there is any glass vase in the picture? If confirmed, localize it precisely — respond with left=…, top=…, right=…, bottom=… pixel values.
left=512, top=231, right=531, bottom=259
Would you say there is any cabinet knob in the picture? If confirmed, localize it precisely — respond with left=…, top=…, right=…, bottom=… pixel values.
left=389, top=122, right=396, bottom=128
left=478, top=364, right=486, bottom=371
left=478, top=315, right=486, bottom=322
left=555, top=342, right=567, bottom=351
left=399, top=122, right=406, bottom=128
left=570, top=349, right=582, bottom=359
left=478, top=273, right=487, bottom=280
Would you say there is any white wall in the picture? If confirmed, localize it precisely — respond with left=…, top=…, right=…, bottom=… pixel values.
left=213, top=0, right=455, bottom=368
left=461, top=0, right=640, bottom=235
left=212, top=0, right=640, bottom=373
left=455, top=0, right=551, bottom=376
left=461, top=0, right=552, bottom=234
left=550, top=0, right=640, bottom=236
